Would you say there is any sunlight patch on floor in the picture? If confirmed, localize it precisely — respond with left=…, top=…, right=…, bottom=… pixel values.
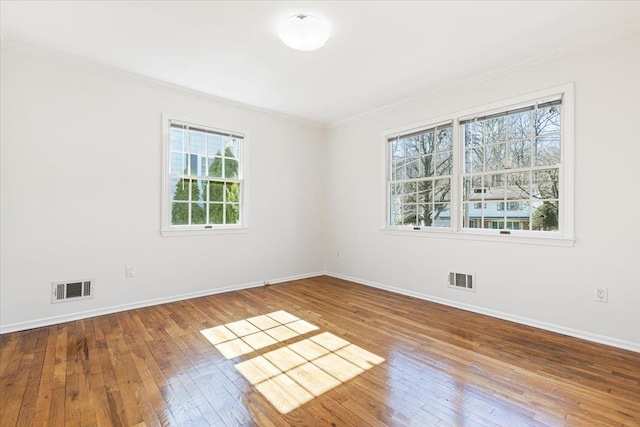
left=201, top=311, right=384, bottom=414
left=200, top=310, right=319, bottom=359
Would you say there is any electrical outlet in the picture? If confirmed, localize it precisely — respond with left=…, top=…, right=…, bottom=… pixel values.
left=595, top=287, right=608, bottom=302
left=125, top=266, right=135, bottom=278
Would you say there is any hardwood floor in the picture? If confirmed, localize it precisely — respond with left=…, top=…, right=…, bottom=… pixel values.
left=1, top=276, right=639, bottom=426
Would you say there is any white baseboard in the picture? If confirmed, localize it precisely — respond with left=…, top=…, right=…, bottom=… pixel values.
left=0, top=271, right=324, bottom=334
left=325, top=271, right=640, bottom=353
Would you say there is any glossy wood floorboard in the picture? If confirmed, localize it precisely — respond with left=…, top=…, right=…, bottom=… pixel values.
left=1, top=276, right=639, bottom=426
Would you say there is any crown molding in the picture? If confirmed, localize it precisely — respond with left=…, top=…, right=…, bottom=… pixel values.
left=0, top=40, right=327, bottom=130
left=329, top=24, right=640, bottom=129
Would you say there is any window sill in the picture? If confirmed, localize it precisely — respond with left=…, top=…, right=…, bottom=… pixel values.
left=161, top=226, right=249, bottom=237
left=381, top=228, right=575, bottom=247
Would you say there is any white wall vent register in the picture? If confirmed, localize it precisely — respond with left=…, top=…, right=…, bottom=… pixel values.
left=448, top=272, right=475, bottom=291
left=51, top=279, right=94, bottom=303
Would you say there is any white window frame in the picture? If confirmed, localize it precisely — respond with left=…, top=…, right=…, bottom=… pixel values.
left=161, top=113, right=248, bottom=237
left=381, top=83, right=574, bottom=247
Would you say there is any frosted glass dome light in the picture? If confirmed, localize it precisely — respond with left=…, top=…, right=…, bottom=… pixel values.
left=278, top=14, right=330, bottom=51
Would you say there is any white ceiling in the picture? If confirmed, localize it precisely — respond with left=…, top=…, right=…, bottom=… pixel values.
left=2, top=1, right=639, bottom=126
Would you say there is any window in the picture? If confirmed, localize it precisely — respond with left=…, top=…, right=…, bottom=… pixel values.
left=162, top=115, right=245, bottom=234
left=462, top=100, right=560, bottom=232
left=387, top=123, right=453, bottom=228
left=384, top=84, right=574, bottom=244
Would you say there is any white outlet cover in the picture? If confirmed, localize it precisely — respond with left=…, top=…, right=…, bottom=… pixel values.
left=595, top=287, right=608, bottom=302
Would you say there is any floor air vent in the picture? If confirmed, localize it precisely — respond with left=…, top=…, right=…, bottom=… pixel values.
left=448, top=272, right=475, bottom=292
left=52, top=279, right=94, bottom=303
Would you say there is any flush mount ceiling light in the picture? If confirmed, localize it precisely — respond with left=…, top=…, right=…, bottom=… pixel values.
left=278, top=14, right=330, bottom=52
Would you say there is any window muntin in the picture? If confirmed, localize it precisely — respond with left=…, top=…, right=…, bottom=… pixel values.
left=461, top=101, right=561, bottom=232
left=164, top=118, right=244, bottom=231
left=387, top=123, right=453, bottom=228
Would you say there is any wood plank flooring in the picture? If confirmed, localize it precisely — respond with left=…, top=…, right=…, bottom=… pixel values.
left=1, top=276, right=639, bottom=426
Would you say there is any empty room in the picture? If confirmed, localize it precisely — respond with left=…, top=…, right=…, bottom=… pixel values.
left=1, top=1, right=639, bottom=426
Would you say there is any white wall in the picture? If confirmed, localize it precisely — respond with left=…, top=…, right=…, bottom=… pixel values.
left=325, top=32, right=640, bottom=350
left=0, top=48, right=326, bottom=331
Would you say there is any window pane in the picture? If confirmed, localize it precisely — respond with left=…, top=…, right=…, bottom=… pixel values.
left=406, top=158, right=421, bottom=179
left=433, top=203, right=451, bottom=227
left=465, top=147, right=484, bottom=173
left=171, top=202, right=189, bottom=225
left=535, top=106, right=561, bottom=136
left=404, top=136, right=420, bottom=157
left=463, top=203, right=482, bottom=228
left=434, top=179, right=450, bottom=202
left=464, top=122, right=483, bottom=146
left=484, top=173, right=505, bottom=190
left=170, top=128, right=186, bottom=151
left=533, top=169, right=559, bottom=199
left=172, top=178, right=196, bottom=201
left=506, top=172, right=530, bottom=199
left=207, top=157, right=223, bottom=178
left=226, top=183, right=240, bottom=203
left=534, top=136, right=561, bottom=166
left=191, top=132, right=206, bottom=155
left=417, top=204, right=430, bottom=226
left=485, top=143, right=506, bottom=170
left=390, top=183, right=402, bottom=197
left=390, top=204, right=402, bottom=226
left=209, top=203, right=223, bottom=224
left=420, top=155, right=434, bottom=177
left=225, top=159, right=239, bottom=179
left=417, top=180, right=432, bottom=203
left=532, top=201, right=558, bottom=231
left=402, top=182, right=417, bottom=201
left=226, top=203, right=240, bottom=224
left=402, top=204, right=417, bottom=226
left=225, top=137, right=240, bottom=158
left=435, top=152, right=452, bottom=176
left=436, top=127, right=452, bottom=151
left=508, top=139, right=531, bottom=168
left=484, top=117, right=506, bottom=143
left=392, top=159, right=405, bottom=180
left=419, top=132, right=435, bottom=154
left=195, top=180, right=207, bottom=202
left=187, top=154, right=198, bottom=175
left=208, top=182, right=224, bottom=202
left=191, top=203, right=206, bottom=224
left=506, top=201, right=530, bottom=230
left=207, top=134, right=223, bottom=156
left=462, top=176, right=483, bottom=201
left=170, top=152, right=186, bottom=174
left=391, top=139, right=405, bottom=158
left=508, top=110, right=532, bottom=140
